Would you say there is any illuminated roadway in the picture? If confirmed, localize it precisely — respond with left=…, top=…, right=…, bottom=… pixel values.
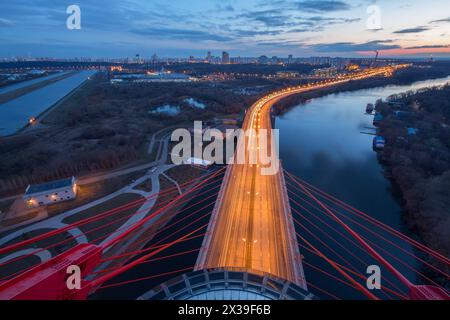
left=195, top=65, right=408, bottom=288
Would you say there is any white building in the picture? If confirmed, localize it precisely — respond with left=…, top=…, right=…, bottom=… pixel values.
left=23, top=177, right=77, bottom=208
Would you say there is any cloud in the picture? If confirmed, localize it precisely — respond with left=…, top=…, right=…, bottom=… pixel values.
left=393, top=26, right=429, bottom=34
left=0, top=18, right=14, bottom=27
left=230, top=29, right=283, bottom=37
left=311, top=40, right=401, bottom=52
left=303, top=16, right=360, bottom=31
left=405, top=44, right=449, bottom=49
left=430, top=17, right=450, bottom=24
left=130, top=27, right=234, bottom=42
left=257, top=39, right=306, bottom=47
left=238, top=9, right=293, bottom=27
left=295, top=0, right=351, bottom=13
left=216, top=4, right=235, bottom=12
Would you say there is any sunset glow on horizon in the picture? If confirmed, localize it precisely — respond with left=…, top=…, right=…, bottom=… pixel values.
left=1, top=0, right=449, bottom=58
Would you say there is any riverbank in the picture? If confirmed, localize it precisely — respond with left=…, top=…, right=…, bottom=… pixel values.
left=276, top=74, right=450, bottom=297
left=374, top=84, right=450, bottom=288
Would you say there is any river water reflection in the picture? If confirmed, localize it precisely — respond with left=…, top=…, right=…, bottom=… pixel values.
left=277, top=76, right=450, bottom=299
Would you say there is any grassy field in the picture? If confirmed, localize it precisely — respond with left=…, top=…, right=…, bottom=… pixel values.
left=166, top=165, right=204, bottom=190
left=134, top=178, right=153, bottom=192
left=0, top=228, right=79, bottom=278
left=62, top=192, right=143, bottom=244
left=47, top=170, right=145, bottom=217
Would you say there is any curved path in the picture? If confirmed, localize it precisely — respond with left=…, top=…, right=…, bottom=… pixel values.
left=0, top=164, right=176, bottom=265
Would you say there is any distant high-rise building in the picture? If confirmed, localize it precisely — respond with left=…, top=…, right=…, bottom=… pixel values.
left=206, top=51, right=212, bottom=62
left=151, top=53, right=158, bottom=64
left=258, top=55, right=269, bottom=64
left=288, top=54, right=293, bottom=64
left=135, top=53, right=142, bottom=64
left=222, top=51, right=230, bottom=64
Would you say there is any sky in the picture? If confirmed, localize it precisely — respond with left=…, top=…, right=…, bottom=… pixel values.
left=0, top=0, right=449, bottom=59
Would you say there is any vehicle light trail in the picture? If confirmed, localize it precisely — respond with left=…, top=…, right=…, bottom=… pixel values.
left=195, top=65, right=408, bottom=288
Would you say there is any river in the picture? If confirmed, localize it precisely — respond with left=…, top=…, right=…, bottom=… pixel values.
left=0, top=70, right=96, bottom=136
left=276, top=75, right=450, bottom=299
left=0, top=71, right=70, bottom=95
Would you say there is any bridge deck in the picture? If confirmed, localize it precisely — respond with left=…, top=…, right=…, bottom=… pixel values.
left=195, top=66, right=403, bottom=288
left=195, top=95, right=306, bottom=288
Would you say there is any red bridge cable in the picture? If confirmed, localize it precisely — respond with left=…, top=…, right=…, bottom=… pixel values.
left=0, top=174, right=184, bottom=254
left=0, top=168, right=224, bottom=256
left=0, top=175, right=220, bottom=272
left=97, top=265, right=342, bottom=300
left=288, top=193, right=375, bottom=265
left=285, top=170, right=450, bottom=266
left=306, top=281, right=341, bottom=300
left=302, top=260, right=382, bottom=297
left=299, top=244, right=409, bottom=300
left=292, top=214, right=362, bottom=273
left=293, top=209, right=403, bottom=299
left=292, top=213, right=394, bottom=300
left=97, top=266, right=195, bottom=291
left=98, top=208, right=213, bottom=263
left=290, top=195, right=446, bottom=291
left=81, top=223, right=209, bottom=295
left=286, top=171, right=414, bottom=289
left=99, top=201, right=215, bottom=263
left=91, top=249, right=201, bottom=277
left=289, top=197, right=408, bottom=297
left=94, top=232, right=206, bottom=277
left=126, top=233, right=205, bottom=254
left=0, top=175, right=222, bottom=280
left=101, top=191, right=220, bottom=261
left=100, top=168, right=223, bottom=251
left=286, top=178, right=450, bottom=279
left=294, top=231, right=379, bottom=300
left=289, top=188, right=449, bottom=285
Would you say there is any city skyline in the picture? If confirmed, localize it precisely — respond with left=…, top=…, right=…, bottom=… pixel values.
left=1, top=0, right=449, bottom=59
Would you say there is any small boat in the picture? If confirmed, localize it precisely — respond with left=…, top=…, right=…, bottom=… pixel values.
left=366, top=103, right=374, bottom=114
left=373, top=136, right=386, bottom=150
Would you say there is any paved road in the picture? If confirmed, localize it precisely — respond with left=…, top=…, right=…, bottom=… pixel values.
left=195, top=65, right=405, bottom=287
left=196, top=89, right=305, bottom=286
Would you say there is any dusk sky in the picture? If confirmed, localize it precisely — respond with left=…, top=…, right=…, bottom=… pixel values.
left=1, top=0, right=449, bottom=59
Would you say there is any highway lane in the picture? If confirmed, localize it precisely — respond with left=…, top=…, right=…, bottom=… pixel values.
left=196, top=88, right=306, bottom=286
left=195, top=65, right=408, bottom=288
